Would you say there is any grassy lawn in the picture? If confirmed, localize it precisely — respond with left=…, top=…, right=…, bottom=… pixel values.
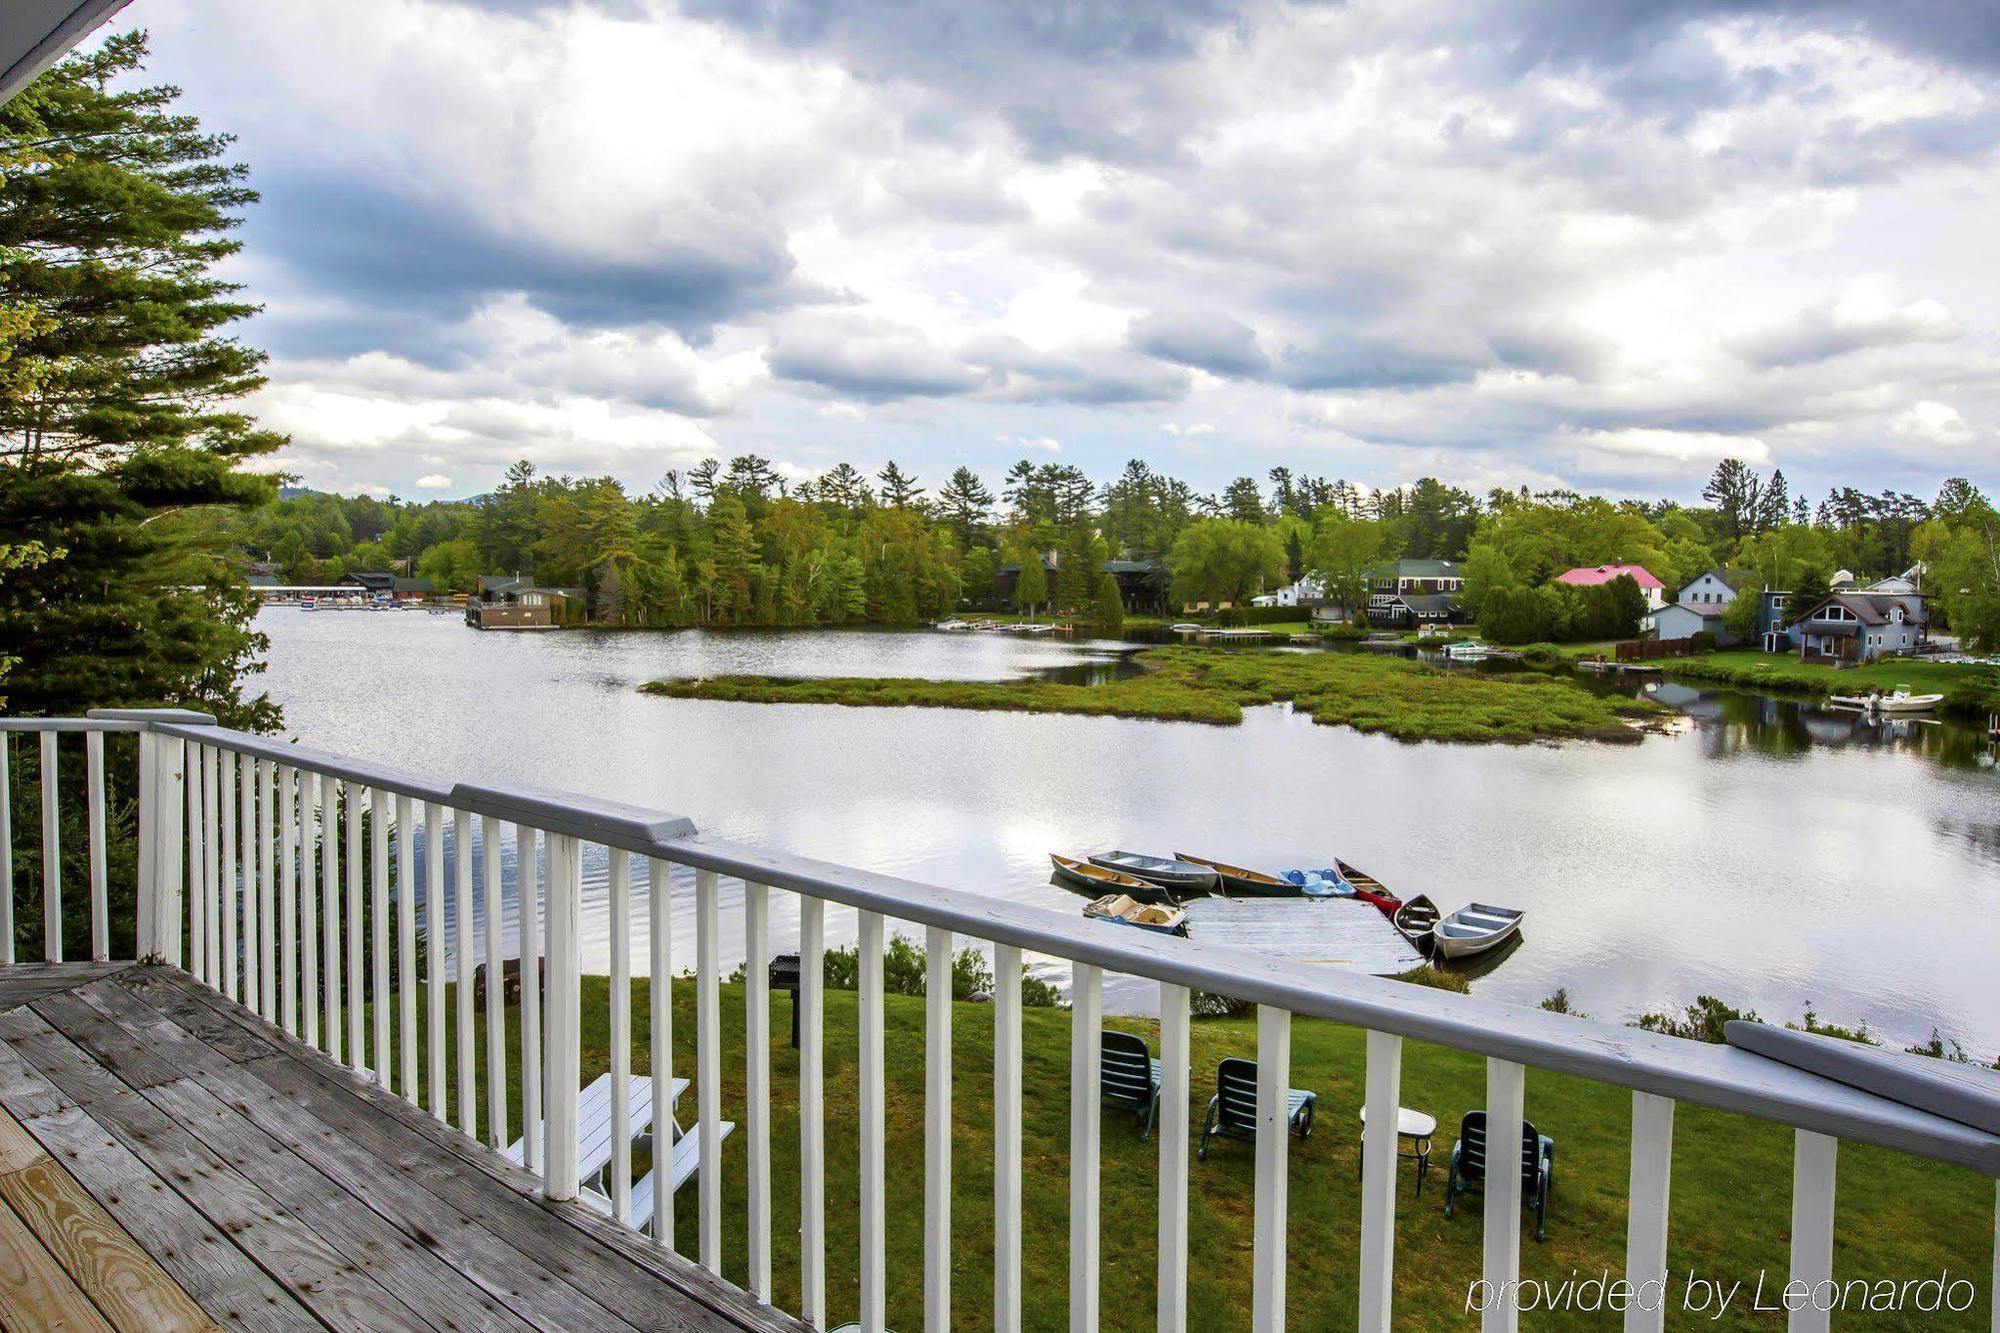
left=381, top=977, right=1992, bottom=1330
left=641, top=645, right=1668, bottom=744
left=1659, top=650, right=2000, bottom=717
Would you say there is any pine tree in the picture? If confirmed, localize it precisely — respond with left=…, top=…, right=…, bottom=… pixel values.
left=877, top=461, right=923, bottom=509
left=1091, top=571, right=1125, bottom=637
left=0, top=33, right=282, bottom=725
left=936, top=466, right=994, bottom=548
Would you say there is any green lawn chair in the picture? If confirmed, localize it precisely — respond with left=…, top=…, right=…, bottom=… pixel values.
left=1101, top=1029, right=1164, bottom=1139
left=1442, top=1110, right=1555, bottom=1240
left=1196, top=1057, right=1316, bottom=1160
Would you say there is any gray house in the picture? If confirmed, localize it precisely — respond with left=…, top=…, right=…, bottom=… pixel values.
left=1790, top=593, right=1927, bottom=663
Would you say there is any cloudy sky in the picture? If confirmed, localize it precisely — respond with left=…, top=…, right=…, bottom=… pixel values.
left=135, top=0, right=2000, bottom=505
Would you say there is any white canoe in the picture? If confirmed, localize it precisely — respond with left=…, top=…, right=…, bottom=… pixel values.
left=1431, top=902, right=1524, bottom=960
left=1083, top=893, right=1188, bottom=936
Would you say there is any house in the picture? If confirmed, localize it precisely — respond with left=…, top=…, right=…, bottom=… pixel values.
left=466, top=574, right=578, bottom=629
left=1790, top=592, right=1927, bottom=663
left=1252, top=576, right=1323, bottom=608
left=340, top=571, right=435, bottom=604
left=1366, top=591, right=1464, bottom=629
left=1652, top=568, right=1749, bottom=644
left=1554, top=564, right=1666, bottom=611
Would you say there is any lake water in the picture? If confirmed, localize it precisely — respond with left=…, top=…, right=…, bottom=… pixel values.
left=254, top=608, right=2000, bottom=1055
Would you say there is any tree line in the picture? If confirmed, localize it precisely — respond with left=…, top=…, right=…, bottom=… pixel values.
left=237, top=456, right=2000, bottom=653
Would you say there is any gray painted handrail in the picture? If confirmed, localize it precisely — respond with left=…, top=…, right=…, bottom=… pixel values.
left=1728, top=1020, right=2000, bottom=1136
left=26, top=712, right=2000, bottom=1176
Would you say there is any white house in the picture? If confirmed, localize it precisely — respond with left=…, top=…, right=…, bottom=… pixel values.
left=1251, top=576, right=1323, bottom=608
left=1652, top=568, right=1747, bottom=644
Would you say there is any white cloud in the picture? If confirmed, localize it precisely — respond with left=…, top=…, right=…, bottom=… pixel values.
left=415, top=473, right=454, bottom=489
left=1891, top=400, right=1976, bottom=447
left=141, top=0, right=2000, bottom=499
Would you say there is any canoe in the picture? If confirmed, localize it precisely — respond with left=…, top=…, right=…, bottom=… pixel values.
left=1050, top=854, right=1169, bottom=900
left=1334, top=859, right=1402, bottom=915
left=1083, top=893, right=1188, bottom=937
left=1392, top=893, right=1441, bottom=951
left=1174, top=853, right=1298, bottom=898
left=1088, top=850, right=1218, bottom=894
left=1431, top=902, right=1526, bottom=960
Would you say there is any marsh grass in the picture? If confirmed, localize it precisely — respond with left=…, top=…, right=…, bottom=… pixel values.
left=395, top=977, right=1992, bottom=1331
left=641, top=646, right=1667, bottom=743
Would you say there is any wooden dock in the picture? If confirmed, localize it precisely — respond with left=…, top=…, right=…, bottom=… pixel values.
left=1179, top=898, right=1426, bottom=974
left=0, top=963, right=796, bottom=1332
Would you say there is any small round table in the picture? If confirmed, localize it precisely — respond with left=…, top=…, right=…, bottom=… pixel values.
left=1358, top=1105, right=1438, bottom=1196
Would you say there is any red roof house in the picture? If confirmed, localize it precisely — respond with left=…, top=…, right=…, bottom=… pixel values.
left=1554, top=563, right=1663, bottom=590
left=1555, top=563, right=1667, bottom=612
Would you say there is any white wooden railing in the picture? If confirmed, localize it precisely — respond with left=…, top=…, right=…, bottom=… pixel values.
left=1, top=708, right=1996, bottom=1332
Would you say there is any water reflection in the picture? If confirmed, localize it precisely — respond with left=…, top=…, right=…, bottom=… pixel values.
left=254, top=610, right=2000, bottom=1056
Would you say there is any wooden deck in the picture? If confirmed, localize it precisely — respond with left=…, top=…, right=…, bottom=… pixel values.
left=0, top=963, right=801, bottom=1332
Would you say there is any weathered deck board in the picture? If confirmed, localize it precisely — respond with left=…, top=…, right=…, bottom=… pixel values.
left=0, top=962, right=796, bottom=1333
left=61, top=980, right=642, bottom=1333
left=144, top=970, right=806, bottom=1333
left=0, top=964, right=133, bottom=1015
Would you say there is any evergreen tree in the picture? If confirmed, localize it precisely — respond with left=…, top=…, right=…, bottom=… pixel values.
left=936, top=466, right=994, bottom=548
left=1222, top=476, right=1266, bottom=524
left=877, top=460, right=923, bottom=509
left=0, top=33, right=282, bottom=726
left=1091, top=571, right=1125, bottom=637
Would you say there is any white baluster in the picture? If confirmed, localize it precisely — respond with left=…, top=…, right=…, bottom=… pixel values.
left=1156, top=983, right=1189, bottom=1333
left=204, top=742, right=220, bottom=983
left=645, top=855, right=668, bottom=1243
left=1625, top=1092, right=1675, bottom=1333
left=543, top=831, right=581, bottom=1201
left=1252, top=1005, right=1291, bottom=1333
left=219, top=750, right=237, bottom=997
left=483, top=815, right=506, bottom=1149
left=425, top=800, right=446, bottom=1121
left=746, top=879, right=771, bottom=1300
left=37, top=732, right=61, bottom=964
left=279, top=765, right=297, bottom=1033
left=257, top=760, right=274, bottom=1018
left=346, top=783, right=364, bottom=1068
left=86, top=732, right=108, bottom=962
left=300, top=769, right=319, bottom=1049
left=397, top=795, right=418, bottom=1103
left=520, top=828, right=543, bottom=1173
left=1482, top=1058, right=1526, bottom=1333
left=1070, top=963, right=1103, bottom=1333
left=371, top=789, right=390, bottom=1089
left=798, top=892, right=825, bottom=1322
left=923, top=925, right=951, bottom=1332
left=185, top=742, right=201, bottom=977
left=237, top=751, right=254, bottom=998
left=454, top=808, right=475, bottom=1139
left=1358, top=1030, right=1403, bottom=1332
left=0, top=736, right=12, bottom=964
left=1789, top=1130, right=1837, bottom=1333
left=695, top=868, right=722, bottom=1275
left=158, top=737, right=185, bottom=969
left=0, top=737, right=13, bottom=964
left=609, top=847, right=633, bottom=1221
left=993, top=943, right=1023, bottom=1333
left=858, top=908, right=886, bottom=1333
left=320, top=772, right=340, bottom=1061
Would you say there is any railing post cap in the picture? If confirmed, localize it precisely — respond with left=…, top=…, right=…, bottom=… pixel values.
left=88, top=707, right=218, bottom=726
